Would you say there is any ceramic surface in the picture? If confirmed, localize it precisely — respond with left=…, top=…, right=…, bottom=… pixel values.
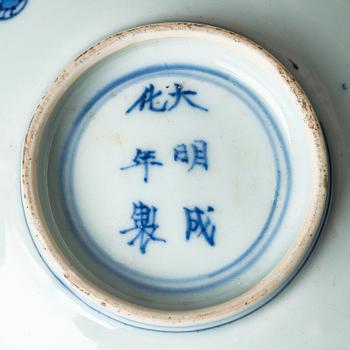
left=21, top=23, right=328, bottom=331
left=1, top=0, right=350, bottom=348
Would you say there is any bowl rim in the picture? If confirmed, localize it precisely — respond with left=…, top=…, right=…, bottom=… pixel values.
left=21, top=21, right=329, bottom=331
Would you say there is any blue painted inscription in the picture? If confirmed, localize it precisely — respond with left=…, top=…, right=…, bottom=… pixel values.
left=184, top=206, right=216, bottom=246
left=119, top=201, right=166, bottom=254
left=126, top=83, right=208, bottom=114
left=120, top=149, right=163, bottom=183
left=174, top=139, right=208, bottom=171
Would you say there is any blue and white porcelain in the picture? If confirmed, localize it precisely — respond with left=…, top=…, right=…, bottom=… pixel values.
left=1, top=1, right=350, bottom=348
left=0, top=0, right=27, bottom=20
left=21, top=23, right=328, bottom=331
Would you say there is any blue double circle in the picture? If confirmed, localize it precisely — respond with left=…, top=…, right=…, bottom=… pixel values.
left=60, top=64, right=292, bottom=293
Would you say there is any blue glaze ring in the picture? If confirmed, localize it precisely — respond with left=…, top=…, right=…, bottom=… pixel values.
left=59, top=64, right=292, bottom=293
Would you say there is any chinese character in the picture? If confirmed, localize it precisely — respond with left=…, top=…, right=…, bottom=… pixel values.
left=126, top=83, right=208, bottom=114
left=126, top=83, right=167, bottom=114
left=174, top=140, right=208, bottom=171
left=173, top=143, right=189, bottom=164
left=120, top=148, right=163, bottom=183
left=184, top=206, right=216, bottom=246
left=168, top=83, right=208, bottom=112
left=119, top=201, right=166, bottom=254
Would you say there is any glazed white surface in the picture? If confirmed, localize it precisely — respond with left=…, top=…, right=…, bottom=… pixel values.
left=0, top=0, right=349, bottom=348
